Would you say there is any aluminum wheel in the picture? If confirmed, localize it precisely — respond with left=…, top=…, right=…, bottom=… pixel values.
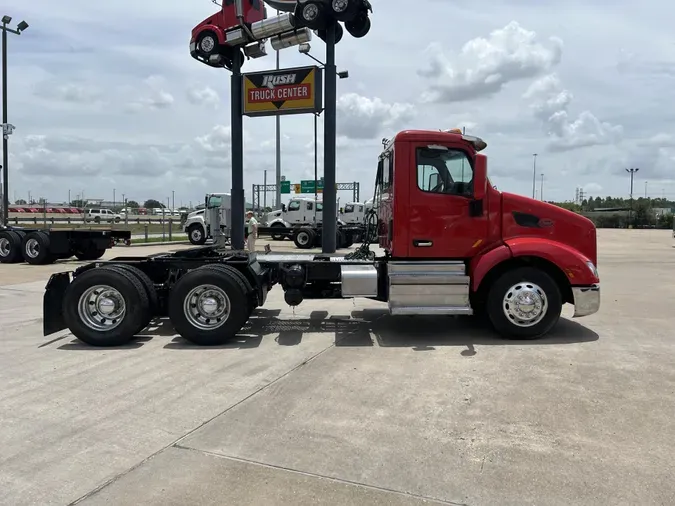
left=303, top=3, right=319, bottom=20
left=332, top=0, right=348, bottom=12
left=77, top=285, right=127, bottom=332
left=183, top=284, right=231, bottom=331
left=25, top=238, right=40, bottom=259
left=502, top=282, right=548, bottom=328
left=191, top=229, right=203, bottom=242
left=0, top=237, right=10, bottom=257
left=200, top=35, right=216, bottom=53
left=296, top=231, right=310, bottom=246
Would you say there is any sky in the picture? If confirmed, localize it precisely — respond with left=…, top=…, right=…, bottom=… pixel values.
left=3, top=0, right=675, bottom=208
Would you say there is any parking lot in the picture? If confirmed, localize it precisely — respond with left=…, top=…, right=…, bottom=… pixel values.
left=1, top=229, right=673, bottom=505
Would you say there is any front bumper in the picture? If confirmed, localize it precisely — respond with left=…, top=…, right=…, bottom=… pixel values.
left=572, top=284, right=600, bottom=317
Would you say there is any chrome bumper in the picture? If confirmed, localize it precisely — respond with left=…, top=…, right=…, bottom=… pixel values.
left=572, top=284, right=600, bottom=317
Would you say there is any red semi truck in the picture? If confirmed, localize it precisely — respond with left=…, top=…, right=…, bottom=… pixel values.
left=42, top=129, right=599, bottom=347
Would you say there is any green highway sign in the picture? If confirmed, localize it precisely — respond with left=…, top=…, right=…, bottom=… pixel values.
left=280, top=180, right=291, bottom=194
left=300, top=180, right=322, bottom=193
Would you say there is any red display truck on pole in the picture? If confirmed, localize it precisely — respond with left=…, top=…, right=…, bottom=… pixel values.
left=42, top=129, right=600, bottom=346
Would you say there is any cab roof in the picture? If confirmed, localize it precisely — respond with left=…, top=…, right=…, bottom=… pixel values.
left=391, top=129, right=487, bottom=152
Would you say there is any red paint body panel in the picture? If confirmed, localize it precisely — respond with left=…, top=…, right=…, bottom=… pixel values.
left=191, top=0, right=266, bottom=43
left=469, top=244, right=512, bottom=291
left=501, top=192, right=597, bottom=266
left=506, top=237, right=599, bottom=285
left=377, top=128, right=599, bottom=293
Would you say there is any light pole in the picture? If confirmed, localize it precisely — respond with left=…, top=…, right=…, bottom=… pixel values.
left=531, top=154, right=537, bottom=199
left=626, top=167, right=639, bottom=227
left=644, top=181, right=648, bottom=198
left=274, top=9, right=281, bottom=211
left=540, top=173, right=544, bottom=201
left=113, top=188, right=115, bottom=210
left=1, top=15, right=28, bottom=226
left=172, top=190, right=175, bottom=212
left=298, top=42, right=349, bottom=232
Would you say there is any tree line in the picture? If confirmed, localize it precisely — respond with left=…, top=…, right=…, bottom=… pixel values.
left=550, top=196, right=674, bottom=229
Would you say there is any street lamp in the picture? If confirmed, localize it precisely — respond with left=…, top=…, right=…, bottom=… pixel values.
left=298, top=43, right=349, bottom=224
left=1, top=14, right=28, bottom=226
left=298, top=43, right=349, bottom=78
left=626, top=167, right=639, bottom=227
left=531, top=154, right=537, bottom=199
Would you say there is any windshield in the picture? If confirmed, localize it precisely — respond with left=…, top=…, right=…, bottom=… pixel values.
left=344, top=204, right=354, bottom=213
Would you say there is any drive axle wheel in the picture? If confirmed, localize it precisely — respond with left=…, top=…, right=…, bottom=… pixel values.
left=169, top=266, right=250, bottom=346
left=486, top=267, right=562, bottom=339
left=21, top=231, right=55, bottom=265
left=0, top=230, right=22, bottom=263
left=62, top=267, right=150, bottom=346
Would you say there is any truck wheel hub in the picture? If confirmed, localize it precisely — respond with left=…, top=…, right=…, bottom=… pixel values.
left=303, top=4, right=319, bottom=20
left=332, top=0, right=348, bottom=12
left=200, top=36, right=215, bottom=52
left=185, top=284, right=230, bottom=330
left=0, top=238, right=9, bottom=256
left=502, top=282, right=547, bottom=327
left=192, top=229, right=202, bottom=240
left=78, top=285, right=126, bottom=331
left=298, top=233, right=309, bottom=245
left=25, top=238, right=40, bottom=258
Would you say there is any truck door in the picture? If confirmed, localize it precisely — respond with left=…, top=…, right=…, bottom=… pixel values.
left=287, top=200, right=301, bottom=223
left=407, top=144, right=488, bottom=258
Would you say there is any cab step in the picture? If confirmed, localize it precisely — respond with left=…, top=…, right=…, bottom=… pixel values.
left=387, top=261, right=472, bottom=315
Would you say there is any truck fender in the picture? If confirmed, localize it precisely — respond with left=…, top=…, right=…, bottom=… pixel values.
left=197, top=25, right=226, bottom=45
left=470, top=245, right=512, bottom=292
left=506, top=237, right=598, bottom=285
left=269, top=218, right=289, bottom=228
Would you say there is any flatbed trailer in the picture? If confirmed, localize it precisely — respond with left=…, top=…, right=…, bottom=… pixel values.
left=0, top=226, right=131, bottom=265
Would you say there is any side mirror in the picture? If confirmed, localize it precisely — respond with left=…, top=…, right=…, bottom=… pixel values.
left=428, top=172, right=440, bottom=190
left=473, top=154, right=487, bottom=200
left=281, top=204, right=286, bottom=213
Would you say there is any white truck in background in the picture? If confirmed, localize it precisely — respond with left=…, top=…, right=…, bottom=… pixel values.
left=184, top=193, right=232, bottom=245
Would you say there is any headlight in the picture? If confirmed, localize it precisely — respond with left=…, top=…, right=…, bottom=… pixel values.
left=586, top=261, right=599, bottom=279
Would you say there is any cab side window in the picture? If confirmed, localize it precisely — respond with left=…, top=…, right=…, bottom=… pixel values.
left=306, top=202, right=313, bottom=211
left=416, top=147, right=473, bottom=197
left=288, top=201, right=301, bottom=212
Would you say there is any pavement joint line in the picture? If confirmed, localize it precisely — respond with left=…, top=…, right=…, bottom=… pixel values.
left=67, top=338, right=339, bottom=505
left=172, top=444, right=469, bottom=506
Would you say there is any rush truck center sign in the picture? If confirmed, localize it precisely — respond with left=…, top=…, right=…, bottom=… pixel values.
left=242, top=66, right=323, bottom=117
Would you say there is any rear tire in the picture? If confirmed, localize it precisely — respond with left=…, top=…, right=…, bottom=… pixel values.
left=293, top=228, right=315, bottom=249
left=100, top=264, right=159, bottom=331
left=0, top=230, right=23, bottom=263
left=21, top=231, right=54, bottom=265
left=75, top=248, right=106, bottom=261
left=169, top=266, right=250, bottom=346
left=62, top=267, right=150, bottom=346
left=486, top=267, right=562, bottom=339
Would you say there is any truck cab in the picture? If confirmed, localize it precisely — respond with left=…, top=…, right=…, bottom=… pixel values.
left=374, top=129, right=599, bottom=335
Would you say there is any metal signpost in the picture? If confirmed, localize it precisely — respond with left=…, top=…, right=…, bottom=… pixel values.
left=189, top=0, right=373, bottom=252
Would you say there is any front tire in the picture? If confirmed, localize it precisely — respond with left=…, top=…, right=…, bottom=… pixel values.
left=169, top=266, right=250, bottom=346
left=188, top=224, right=207, bottom=245
left=62, top=267, right=150, bottom=346
left=486, top=267, right=562, bottom=339
left=197, top=30, right=219, bottom=57
left=270, top=223, right=286, bottom=241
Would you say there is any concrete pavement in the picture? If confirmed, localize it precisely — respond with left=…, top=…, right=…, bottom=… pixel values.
left=0, top=230, right=674, bottom=505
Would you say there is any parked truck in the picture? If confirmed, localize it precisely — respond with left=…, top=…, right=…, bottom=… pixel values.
left=42, top=129, right=600, bottom=346
left=0, top=226, right=131, bottom=265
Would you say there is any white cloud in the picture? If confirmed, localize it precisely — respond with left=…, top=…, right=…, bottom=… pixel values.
left=418, top=21, right=562, bottom=103
left=187, top=86, right=220, bottom=106
left=524, top=74, right=623, bottom=152
left=583, top=183, right=603, bottom=193
left=336, top=93, right=414, bottom=139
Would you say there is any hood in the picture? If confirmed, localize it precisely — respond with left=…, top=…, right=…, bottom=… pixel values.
left=501, top=192, right=597, bottom=265
left=188, top=209, right=204, bottom=218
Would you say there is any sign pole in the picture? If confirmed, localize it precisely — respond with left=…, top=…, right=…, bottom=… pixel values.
left=322, top=21, right=337, bottom=253
left=314, top=112, right=318, bottom=224
left=231, top=53, right=245, bottom=250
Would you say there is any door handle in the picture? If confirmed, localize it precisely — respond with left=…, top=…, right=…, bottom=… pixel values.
left=413, top=240, right=433, bottom=247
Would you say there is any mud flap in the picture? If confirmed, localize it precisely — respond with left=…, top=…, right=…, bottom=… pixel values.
left=43, top=272, right=71, bottom=336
